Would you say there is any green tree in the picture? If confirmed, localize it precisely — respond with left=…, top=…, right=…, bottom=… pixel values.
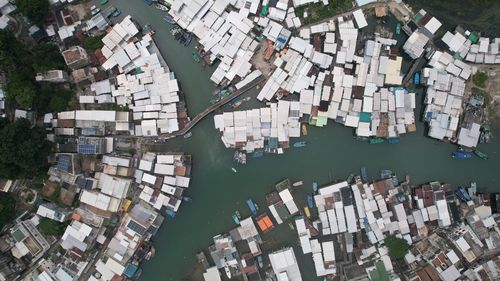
left=38, top=217, right=67, bottom=236
left=84, top=36, right=104, bottom=51
left=31, top=43, right=65, bottom=73
left=472, top=71, right=488, bottom=88
left=16, top=0, right=49, bottom=26
left=37, top=83, right=74, bottom=113
left=0, top=194, right=16, bottom=229
left=384, top=235, right=409, bottom=260
left=0, top=118, right=51, bottom=179
left=0, top=30, right=31, bottom=72
left=5, top=70, right=37, bottom=109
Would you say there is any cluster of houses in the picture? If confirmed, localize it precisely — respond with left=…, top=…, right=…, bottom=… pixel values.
left=204, top=2, right=423, bottom=154
left=291, top=175, right=500, bottom=281
left=201, top=179, right=302, bottom=281
left=401, top=9, right=498, bottom=149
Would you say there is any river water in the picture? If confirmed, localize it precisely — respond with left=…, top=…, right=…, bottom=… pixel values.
left=100, top=1, right=500, bottom=280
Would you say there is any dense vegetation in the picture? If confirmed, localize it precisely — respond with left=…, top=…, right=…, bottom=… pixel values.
left=84, top=35, right=104, bottom=51
left=0, top=194, right=16, bottom=229
left=472, top=71, right=488, bottom=88
left=0, top=118, right=51, bottom=179
left=295, top=0, right=353, bottom=25
left=384, top=235, right=409, bottom=259
left=16, top=0, right=50, bottom=26
left=0, top=30, right=73, bottom=113
left=38, top=217, right=67, bottom=235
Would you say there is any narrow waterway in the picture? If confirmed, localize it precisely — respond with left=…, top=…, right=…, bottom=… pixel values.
left=100, top=1, right=500, bottom=280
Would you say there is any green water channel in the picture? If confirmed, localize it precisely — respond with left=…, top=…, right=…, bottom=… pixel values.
left=98, top=1, right=500, bottom=280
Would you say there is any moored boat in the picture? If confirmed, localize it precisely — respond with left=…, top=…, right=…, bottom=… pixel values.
left=312, top=181, right=318, bottom=193
left=166, top=209, right=176, bottom=218
left=293, top=141, right=307, bottom=148
left=155, top=3, right=169, bottom=11
left=452, top=151, right=472, bottom=159
left=182, top=196, right=192, bottom=203
left=246, top=199, right=258, bottom=216
left=346, top=173, right=355, bottom=183
left=163, top=15, right=175, bottom=24
left=388, top=137, right=400, bottom=144
left=301, top=124, right=308, bottom=135
left=224, top=265, right=232, bottom=279
left=473, top=150, right=488, bottom=160
left=231, top=167, right=237, bottom=173
left=456, top=186, right=471, bottom=202
left=304, top=206, right=311, bottom=218
left=183, top=32, right=192, bottom=47
left=257, top=255, right=264, bottom=269
left=355, top=136, right=369, bottom=141
left=192, top=52, right=201, bottom=63
left=232, top=214, right=240, bottom=224
left=414, top=72, right=420, bottom=85
left=360, top=166, right=368, bottom=182
left=307, top=193, right=314, bottom=209
left=292, top=181, right=303, bottom=187
left=369, top=138, right=385, bottom=144
left=252, top=151, right=264, bottom=158
left=183, top=131, right=192, bottom=138
left=396, top=22, right=401, bottom=34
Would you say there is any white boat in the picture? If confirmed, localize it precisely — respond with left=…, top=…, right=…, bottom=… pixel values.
left=292, top=181, right=303, bottom=187
left=231, top=167, right=237, bottom=173
left=224, top=265, right=232, bottom=279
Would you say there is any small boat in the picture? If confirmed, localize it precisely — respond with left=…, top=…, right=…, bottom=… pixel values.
left=224, top=265, right=232, bottom=279
left=355, top=136, right=369, bottom=141
left=293, top=141, right=307, bottom=148
left=414, top=72, right=420, bottom=85
left=252, top=151, right=264, bottom=158
left=452, top=151, right=472, bottom=159
left=166, top=209, right=176, bottom=218
left=304, top=206, right=311, bottom=218
left=246, top=199, right=258, bottom=216
left=182, top=196, right=192, bottom=203
left=473, top=150, right=488, bottom=160
left=369, top=138, right=385, bottom=144
left=301, top=124, right=308, bottom=136
left=346, top=173, right=355, bottom=183
left=183, top=132, right=192, bottom=138
left=292, top=181, right=303, bottom=187
left=312, top=181, right=318, bottom=193
left=163, top=15, right=175, bottom=24
left=235, top=211, right=241, bottom=219
left=232, top=214, right=240, bottom=224
left=183, top=32, right=192, bottom=47
left=111, top=9, right=121, bottom=17
left=143, top=0, right=152, bottom=6
left=155, top=3, right=169, bottom=11
left=288, top=222, right=295, bottom=230
left=388, top=137, right=400, bottom=144
left=380, top=170, right=393, bottom=179
left=192, top=52, right=201, bottom=63
left=257, top=255, right=264, bottom=269
left=456, top=186, right=471, bottom=202
left=396, top=22, right=401, bottom=34
left=307, top=193, right=315, bottom=209
left=360, top=166, right=368, bottom=182
left=261, top=5, right=268, bottom=16
left=233, top=151, right=247, bottom=165
left=170, top=27, right=180, bottom=35
left=231, top=167, right=237, bottom=173
left=254, top=203, right=259, bottom=211
left=100, top=0, right=109, bottom=5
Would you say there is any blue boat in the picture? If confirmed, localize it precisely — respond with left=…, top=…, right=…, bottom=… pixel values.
left=246, top=199, right=258, bottom=216
left=452, top=151, right=472, bottom=159
left=183, top=32, right=192, bottom=47
left=232, top=213, right=240, bottom=224
left=312, top=181, right=318, bottom=193
left=456, top=186, right=471, bottom=202
left=166, top=209, right=176, bottom=218
left=414, top=72, right=420, bottom=85
left=293, top=141, right=307, bottom=148
left=256, top=255, right=264, bottom=269
left=252, top=151, right=264, bottom=158
left=307, top=193, right=315, bottom=209
left=144, top=0, right=153, bottom=6
left=360, top=166, right=368, bottom=182
left=388, top=137, right=400, bottom=144
left=163, top=15, right=175, bottom=24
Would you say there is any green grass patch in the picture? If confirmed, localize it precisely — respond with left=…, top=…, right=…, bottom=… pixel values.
left=295, top=0, right=354, bottom=25
left=472, top=71, right=488, bottom=88
left=38, top=217, right=68, bottom=236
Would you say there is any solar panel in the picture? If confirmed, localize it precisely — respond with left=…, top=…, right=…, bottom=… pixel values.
left=127, top=220, right=146, bottom=235
left=77, top=144, right=97, bottom=154
left=57, top=155, right=71, bottom=172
